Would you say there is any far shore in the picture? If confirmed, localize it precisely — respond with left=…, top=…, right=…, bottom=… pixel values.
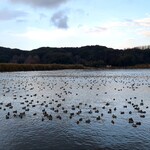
left=0, top=63, right=150, bottom=72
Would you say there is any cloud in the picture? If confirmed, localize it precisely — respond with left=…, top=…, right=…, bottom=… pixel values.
left=0, top=9, right=28, bottom=21
left=9, top=0, right=69, bottom=8
left=134, top=17, right=150, bottom=27
left=16, top=19, right=27, bottom=23
left=86, top=27, right=107, bottom=34
left=126, top=17, right=150, bottom=27
left=14, top=27, right=76, bottom=41
left=51, top=11, right=69, bottom=29
left=140, top=31, right=150, bottom=37
left=125, top=17, right=150, bottom=37
left=39, top=13, right=47, bottom=20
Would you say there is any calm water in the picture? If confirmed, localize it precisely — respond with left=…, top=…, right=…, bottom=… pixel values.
left=0, top=69, right=150, bottom=150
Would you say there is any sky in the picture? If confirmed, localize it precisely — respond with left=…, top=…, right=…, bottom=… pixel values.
left=0, top=0, right=150, bottom=50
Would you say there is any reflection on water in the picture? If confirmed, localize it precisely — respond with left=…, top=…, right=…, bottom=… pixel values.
left=0, top=69, right=150, bottom=150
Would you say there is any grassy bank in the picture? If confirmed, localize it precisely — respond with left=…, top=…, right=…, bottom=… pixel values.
left=0, top=64, right=87, bottom=72
left=110, top=64, right=150, bottom=69
left=0, top=63, right=150, bottom=72
left=127, top=64, right=150, bottom=69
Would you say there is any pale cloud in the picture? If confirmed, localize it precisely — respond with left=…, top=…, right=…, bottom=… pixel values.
left=83, top=21, right=129, bottom=36
left=13, top=26, right=108, bottom=42
left=108, top=17, right=149, bottom=29
left=134, top=17, right=150, bottom=27
left=119, top=38, right=136, bottom=49
left=9, top=0, right=69, bottom=8
left=103, top=21, right=129, bottom=28
left=51, top=10, right=69, bottom=29
left=101, top=18, right=150, bottom=39
left=140, top=30, right=150, bottom=37
left=0, top=9, right=28, bottom=21
left=126, top=17, right=150, bottom=27
left=86, top=27, right=107, bottom=33
left=14, top=27, right=76, bottom=41
left=84, top=21, right=130, bottom=38
left=128, top=17, right=150, bottom=37
left=16, top=19, right=27, bottom=23
left=39, top=13, right=47, bottom=20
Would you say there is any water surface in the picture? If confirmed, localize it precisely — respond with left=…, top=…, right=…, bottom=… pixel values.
left=0, top=69, right=150, bottom=150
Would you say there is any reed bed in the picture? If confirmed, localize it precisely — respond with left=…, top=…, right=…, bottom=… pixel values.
left=0, top=64, right=86, bottom=72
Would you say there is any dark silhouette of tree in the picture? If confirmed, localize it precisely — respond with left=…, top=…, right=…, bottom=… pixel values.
left=0, top=45, right=150, bottom=67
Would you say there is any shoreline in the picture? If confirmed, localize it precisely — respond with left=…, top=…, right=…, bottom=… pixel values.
left=0, top=63, right=150, bottom=72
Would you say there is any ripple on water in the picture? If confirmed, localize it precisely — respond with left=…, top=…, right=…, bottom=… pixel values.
left=0, top=69, right=150, bottom=150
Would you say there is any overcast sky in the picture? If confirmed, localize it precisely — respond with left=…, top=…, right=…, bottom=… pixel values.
left=0, top=0, right=150, bottom=50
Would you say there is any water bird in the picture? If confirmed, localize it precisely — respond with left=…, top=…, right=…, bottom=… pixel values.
left=140, top=115, right=145, bottom=118
left=48, top=115, right=53, bottom=120
left=136, top=122, right=141, bottom=125
left=85, top=119, right=91, bottom=123
left=120, top=112, right=125, bottom=114
left=128, top=118, right=134, bottom=123
left=111, top=120, right=115, bottom=124
left=6, top=115, right=9, bottom=119
left=76, top=121, right=80, bottom=124
left=95, top=110, right=99, bottom=113
left=106, top=102, right=110, bottom=106
left=132, top=124, right=137, bottom=128
left=96, top=116, right=101, bottom=120
left=56, top=115, right=62, bottom=120
left=112, top=114, right=117, bottom=118
left=129, top=111, right=132, bottom=114
left=108, top=109, right=112, bottom=114
left=79, top=118, right=83, bottom=122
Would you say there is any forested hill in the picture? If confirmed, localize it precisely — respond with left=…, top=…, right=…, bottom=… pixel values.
left=0, top=45, right=150, bottom=67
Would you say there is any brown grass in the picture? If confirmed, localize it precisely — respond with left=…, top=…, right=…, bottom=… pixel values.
left=0, top=64, right=87, bottom=72
left=0, top=63, right=150, bottom=72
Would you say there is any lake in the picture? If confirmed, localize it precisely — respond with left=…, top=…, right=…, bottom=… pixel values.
left=0, top=69, right=150, bottom=150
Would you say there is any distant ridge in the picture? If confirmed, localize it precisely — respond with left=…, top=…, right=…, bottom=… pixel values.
left=134, top=45, right=150, bottom=50
left=0, top=45, right=150, bottom=67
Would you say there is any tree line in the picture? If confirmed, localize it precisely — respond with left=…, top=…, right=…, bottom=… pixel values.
left=0, top=45, right=150, bottom=67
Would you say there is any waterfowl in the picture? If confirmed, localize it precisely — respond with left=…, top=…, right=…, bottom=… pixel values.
left=112, top=114, right=117, bottom=118
left=128, top=118, right=134, bottom=123
left=136, top=122, right=141, bottom=125
left=106, top=102, right=110, bottom=106
left=129, top=111, right=132, bottom=114
left=33, top=113, right=37, bottom=116
left=132, top=124, right=137, bottom=128
left=85, top=119, right=91, bottom=123
left=140, top=115, right=145, bottom=118
left=56, top=115, right=62, bottom=120
left=108, top=109, right=112, bottom=114
left=111, top=120, right=115, bottom=124
left=96, top=116, right=101, bottom=120
left=76, top=121, right=80, bottom=124
left=79, top=118, right=83, bottom=122
left=6, top=115, right=9, bottom=119
left=120, top=112, right=125, bottom=114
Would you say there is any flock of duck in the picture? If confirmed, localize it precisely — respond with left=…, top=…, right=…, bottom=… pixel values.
left=0, top=72, right=149, bottom=128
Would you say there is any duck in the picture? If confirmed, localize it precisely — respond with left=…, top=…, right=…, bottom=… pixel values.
left=96, top=116, right=101, bottom=120
left=85, top=119, right=91, bottom=123
left=128, top=118, right=134, bottom=123
left=111, top=120, right=115, bottom=124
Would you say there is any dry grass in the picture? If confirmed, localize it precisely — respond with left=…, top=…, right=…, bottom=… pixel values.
left=0, top=64, right=86, bottom=72
left=0, top=63, right=150, bottom=72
